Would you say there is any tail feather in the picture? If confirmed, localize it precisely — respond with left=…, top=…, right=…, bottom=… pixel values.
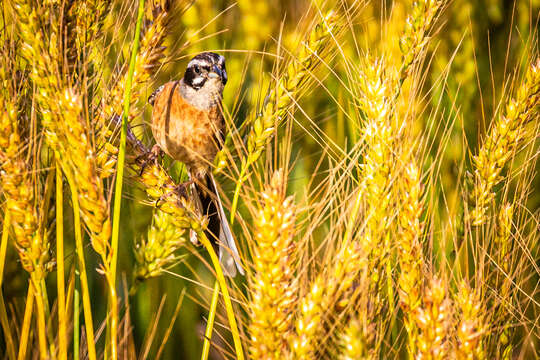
left=209, top=173, right=244, bottom=276
left=190, top=173, right=244, bottom=277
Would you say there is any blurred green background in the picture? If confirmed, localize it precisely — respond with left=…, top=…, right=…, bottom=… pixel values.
left=1, top=0, right=538, bottom=358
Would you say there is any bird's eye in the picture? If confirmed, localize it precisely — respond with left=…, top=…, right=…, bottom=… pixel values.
left=193, top=65, right=201, bottom=74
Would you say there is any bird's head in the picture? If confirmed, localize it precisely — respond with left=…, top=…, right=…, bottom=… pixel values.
left=183, top=52, right=228, bottom=91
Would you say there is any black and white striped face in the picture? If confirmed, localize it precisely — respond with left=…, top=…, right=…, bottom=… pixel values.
left=183, top=52, right=227, bottom=91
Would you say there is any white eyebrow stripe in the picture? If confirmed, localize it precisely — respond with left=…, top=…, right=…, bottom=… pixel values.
left=187, top=58, right=212, bottom=68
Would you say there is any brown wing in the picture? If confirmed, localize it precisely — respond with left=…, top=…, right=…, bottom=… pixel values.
left=150, top=81, right=178, bottom=157
left=147, top=84, right=165, bottom=106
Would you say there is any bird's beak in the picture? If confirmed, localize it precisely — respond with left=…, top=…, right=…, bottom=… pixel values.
left=209, top=64, right=227, bottom=85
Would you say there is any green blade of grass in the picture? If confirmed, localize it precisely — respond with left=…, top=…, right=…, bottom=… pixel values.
left=109, top=0, right=146, bottom=358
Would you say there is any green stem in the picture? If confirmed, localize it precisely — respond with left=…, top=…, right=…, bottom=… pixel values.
left=0, top=209, right=16, bottom=360
left=31, top=276, right=48, bottom=359
left=199, top=233, right=244, bottom=360
left=229, top=164, right=248, bottom=225
left=207, top=159, right=246, bottom=360
left=0, top=209, right=10, bottom=289
left=17, top=286, right=34, bottom=360
left=201, top=281, right=220, bottom=360
left=64, top=167, right=97, bottom=360
left=0, top=287, right=16, bottom=360
left=56, top=166, right=67, bottom=360
left=74, top=271, right=80, bottom=360
left=109, top=0, right=145, bottom=358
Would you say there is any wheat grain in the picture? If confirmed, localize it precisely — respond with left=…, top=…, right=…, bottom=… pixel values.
left=354, top=55, right=399, bottom=307
left=289, top=238, right=367, bottom=359
left=399, top=0, right=445, bottom=82
left=137, top=153, right=207, bottom=233
left=67, top=0, right=109, bottom=65
left=0, top=42, right=51, bottom=358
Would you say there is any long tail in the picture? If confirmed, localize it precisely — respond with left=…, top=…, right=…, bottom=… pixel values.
left=191, top=173, right=244, bottom=277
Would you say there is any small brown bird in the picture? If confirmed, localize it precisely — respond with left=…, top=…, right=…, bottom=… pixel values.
left=148, top=52, right=243, bottom=276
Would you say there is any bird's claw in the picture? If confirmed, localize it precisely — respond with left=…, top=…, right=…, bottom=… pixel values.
left=153, top=180, right=194, bottom=208
left=174, top=180, right=194, bottom=199
left=136, top=144, right=163, bottom=176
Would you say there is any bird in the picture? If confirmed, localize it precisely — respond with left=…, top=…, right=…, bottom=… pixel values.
left=148, top=52, right=244, bottom=276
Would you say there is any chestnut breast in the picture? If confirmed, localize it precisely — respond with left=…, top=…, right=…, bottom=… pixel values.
left=151, top=81, right=223, bottom=176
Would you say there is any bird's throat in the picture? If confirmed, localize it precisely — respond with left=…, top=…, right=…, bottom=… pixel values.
left=178, top=79, right=223, bottom=110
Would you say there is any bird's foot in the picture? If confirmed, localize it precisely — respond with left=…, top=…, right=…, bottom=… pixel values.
left=153, top=179, right=194, bottom=208
left=136, top=144, right=163, bottom=176
left=174, top=180, right=194, bottom=199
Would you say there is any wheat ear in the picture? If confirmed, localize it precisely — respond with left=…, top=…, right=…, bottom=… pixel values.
left=468, top=59, right=539, bottom=226
left=248, top=170, right=297, bottom=359
left=0, top=82, right=46, bottom=276
left=133, top=209, right=187, bottom=281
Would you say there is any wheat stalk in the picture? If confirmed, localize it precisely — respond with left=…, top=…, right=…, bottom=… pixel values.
left=356, top=0, right=445, bottom=264
left=0, top=43, right=55, bottom=358
left=0, top=75, right=51, bottom=360
left=353, top=55, right=401, bottom=318
left=13, top=3, right=110, bottom=358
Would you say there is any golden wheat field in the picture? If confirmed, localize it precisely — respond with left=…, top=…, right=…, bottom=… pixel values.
left=0, top=0, right=539, bottom=359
